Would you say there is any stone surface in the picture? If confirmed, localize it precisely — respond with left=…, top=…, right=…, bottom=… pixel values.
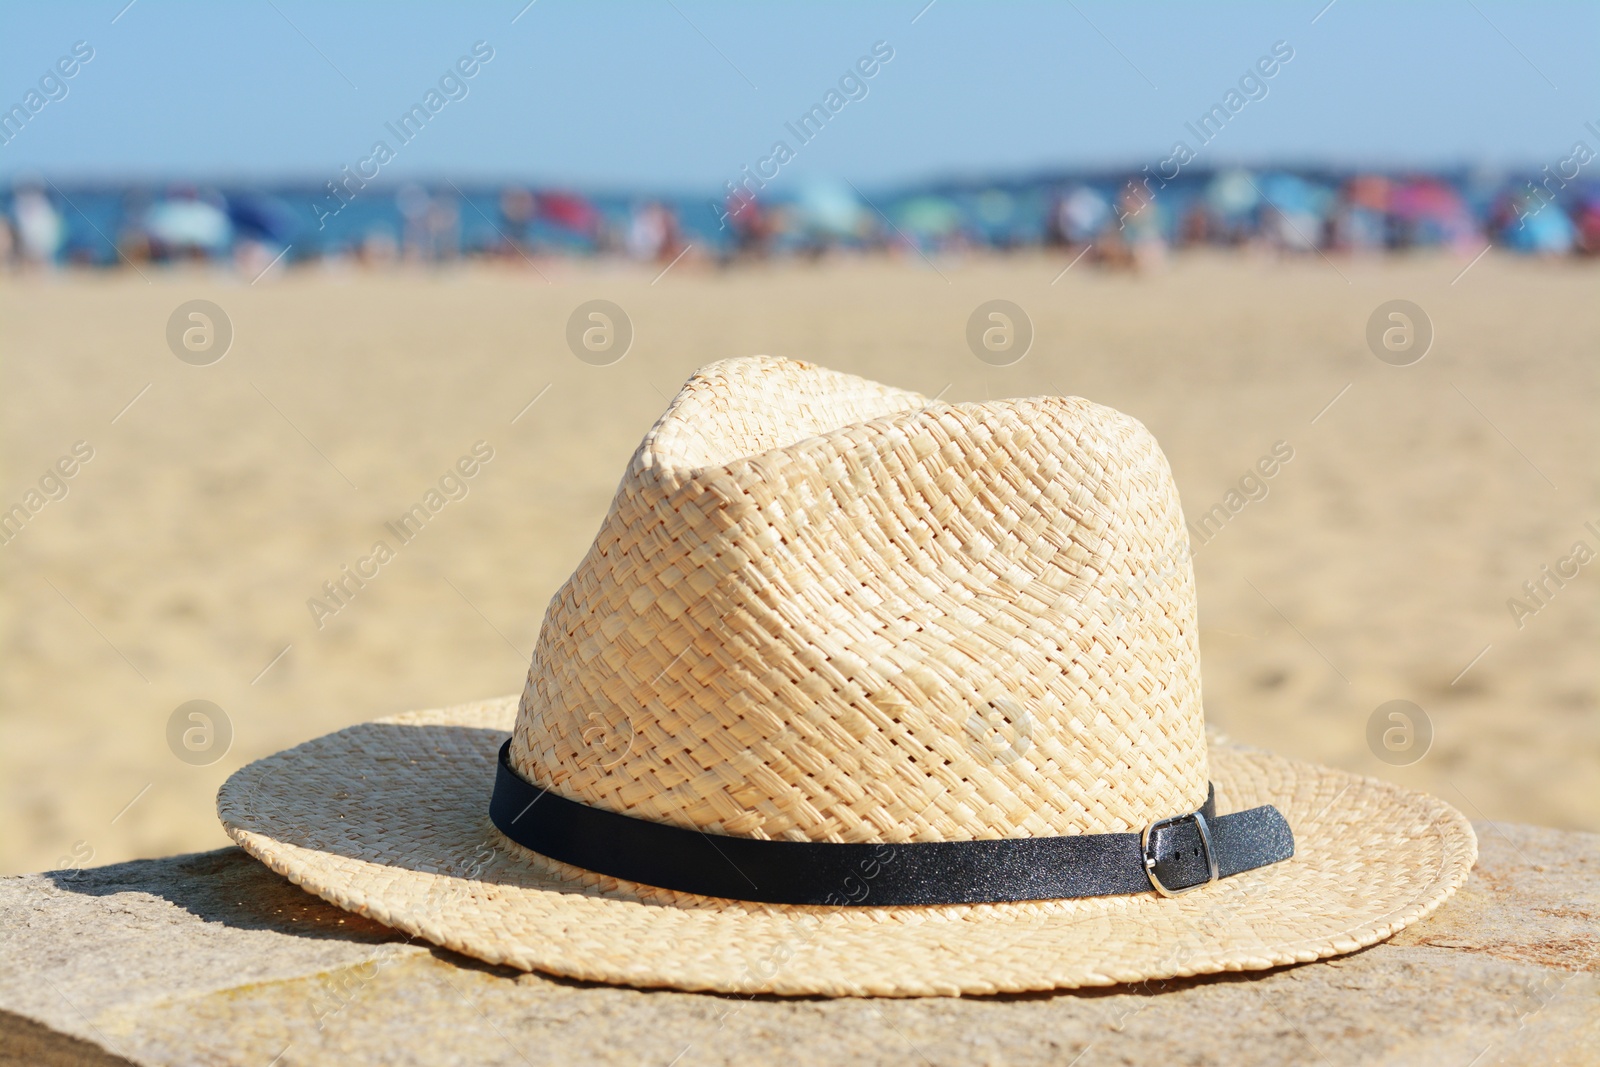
left=2, top=821, right=1597, bottom=1067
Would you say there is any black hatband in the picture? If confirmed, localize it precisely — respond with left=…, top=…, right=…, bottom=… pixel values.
left=488, top=740, right=1293, bottom=906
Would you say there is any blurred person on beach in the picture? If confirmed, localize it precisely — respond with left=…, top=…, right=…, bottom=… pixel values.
left=1046, top=185, right=1110, bottom=254
left=357, top=227, right=400, bottom=268
left=722, top=188, right=772, bottom=261
left=11, top=185, right=63, bottom=268
left=397, top=184, right=460, bottom=263
left=1099, top=182, right=1166, bottom=272
left=1574, top=195, right=1600, bottom=256
left=626, top=200, right=683, bottom=263
left=1203, top=170, right=1260, bottom=248
left=1329, top=175, right=1390, bottom=254
left=499, top=186, right=536, bottom=257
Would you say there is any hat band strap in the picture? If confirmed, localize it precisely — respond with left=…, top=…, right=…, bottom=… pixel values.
left=488, top=740, right=1294, bottom=906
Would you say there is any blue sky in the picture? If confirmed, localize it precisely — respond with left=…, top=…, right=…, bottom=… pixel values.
left=1, top=1, right=1594, bottom=190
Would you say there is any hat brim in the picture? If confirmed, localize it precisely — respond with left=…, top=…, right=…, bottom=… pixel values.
left=217, top=696, right=1476, bottom=997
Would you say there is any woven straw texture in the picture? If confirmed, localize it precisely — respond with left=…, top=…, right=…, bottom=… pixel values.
left=219, top=695, right=1476, bottom=996
left=514, top=356, right=1208, bottom=842
left=217, top=357, right=1477, bottom=996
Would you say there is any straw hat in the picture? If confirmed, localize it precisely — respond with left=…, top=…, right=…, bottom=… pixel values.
left=219, top=356, right=1476, bottom=997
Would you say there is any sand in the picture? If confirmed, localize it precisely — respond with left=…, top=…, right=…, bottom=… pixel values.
left=1, top=252, right=1595, bottom=876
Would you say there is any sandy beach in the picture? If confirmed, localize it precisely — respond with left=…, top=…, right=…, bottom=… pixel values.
left=1, top=252, right=1595, bottom=876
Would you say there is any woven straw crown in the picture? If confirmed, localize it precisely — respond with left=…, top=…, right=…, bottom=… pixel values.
left=511, top=356, right=1208, bottom=844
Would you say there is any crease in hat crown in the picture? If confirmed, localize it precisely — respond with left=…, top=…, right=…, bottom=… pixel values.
left=511, top=355, right=1207, bottom=846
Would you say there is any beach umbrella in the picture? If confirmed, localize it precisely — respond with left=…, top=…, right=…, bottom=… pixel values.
left=893, top=195, right=962, bottom=238
left=145, top=194, right=232, bottom=253
left=974, top=189, right=1014, bottom=225
left=1390, top=177, right=1463, bottom=219
left=1343, top=174, right=1392, bottom=213
left=1257, top=173, right=1334, bottom=249
left=1505, top=196, right=1576, bottom=254
left=1390, top=177, right=1477, bottom=246
left=537, top=191, right=599, bottom=234
left=1205, top=170, right=1260, bottom=219
left=1058, top=185, right=1111, bottom=242
left=226, top=193, right=296, bottom=244
left=794, top=179, right=867, bottom=237
left=1258, top=173, right=1333, bottom=216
